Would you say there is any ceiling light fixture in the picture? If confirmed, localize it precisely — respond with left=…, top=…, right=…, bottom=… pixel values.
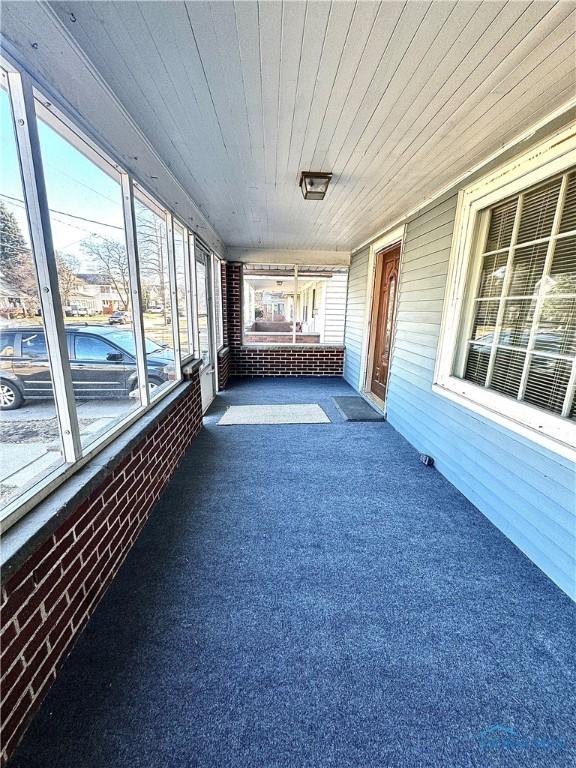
left=299, top=171, right=332, bottom=200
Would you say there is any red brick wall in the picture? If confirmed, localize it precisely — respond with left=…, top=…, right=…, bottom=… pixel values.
left=224, top=262, right=344, bottom=377
left=217, top=346, right=230, bottom=391
left=231, top=346, right=344, bottom=376
left=220, top=261, right=228, bottom=343
left=0, top=374, right=203, bottom=766
left=226, top=262, right=242, bottom=349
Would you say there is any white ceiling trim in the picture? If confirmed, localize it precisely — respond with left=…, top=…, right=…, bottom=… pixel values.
left=228, top=248, right=350, bottom=266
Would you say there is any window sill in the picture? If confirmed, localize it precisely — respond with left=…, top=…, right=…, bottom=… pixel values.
left=432, top=380, right=576, bottom=462
left=1, top=381, right=196, bottom=586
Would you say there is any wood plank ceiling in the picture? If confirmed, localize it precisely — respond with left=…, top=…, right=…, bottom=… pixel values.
left=7, top=1, right=576, bottom=251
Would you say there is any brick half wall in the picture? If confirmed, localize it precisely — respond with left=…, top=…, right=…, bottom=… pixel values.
left=224, top=262, right=345, bottom=378
left=0, top=373, right=203, bottom=765
left=231, top=346, right=344, bottom=376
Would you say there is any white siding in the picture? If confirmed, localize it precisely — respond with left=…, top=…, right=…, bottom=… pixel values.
left=323, top=272, right=348, bottom=344
left=386, top=194, right=576, bottom=600
left=343, top=246, right=370, bottom=389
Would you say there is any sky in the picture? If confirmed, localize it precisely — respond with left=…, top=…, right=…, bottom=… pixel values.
left=1, top=85, right=126, bottom=271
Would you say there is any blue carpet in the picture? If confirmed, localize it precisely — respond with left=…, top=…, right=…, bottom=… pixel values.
left=10, top=377, right=575, bottom=767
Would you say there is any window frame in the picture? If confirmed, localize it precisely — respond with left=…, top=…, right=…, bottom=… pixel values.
left=434, top=124, right=576, bottom=459
left=0, top=57, right=202, bottom=533
left=241, top=263, right=349, bottom=347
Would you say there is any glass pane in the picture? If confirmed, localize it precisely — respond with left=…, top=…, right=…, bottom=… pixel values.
left=173, top=223, right=190, bottom=359
left=499, top=299, right=535, bottom=348
left=243, top=265, right=295, bottom=344
left=477, top=252, right=507, bottom=298
left=196, top=254, right=211, bottom=365
left=490, top=348, right=526, bottom=398
left=536, top=297, right=576, bottom=357
left=464, top=345, right=490, bottom=386
left=134, top=190, right=176, bottom=397
left=508, top=242, right=547, bottom=297
left=0, top=78, right=64, bottom=511
left=559, top=172, right=576, bottom=234
left=517, top=177, right=562, bottom=244
left=549, top=235, right=576, bottom=294
left=294, top=267, right=348, bottom=344
left=469, top=300, right=499, bottom=343
left=36, top=104, right=142, bottom=447
left=523, top=356, right=572, bottom=415
left=485, top=198, right=517, bottom=252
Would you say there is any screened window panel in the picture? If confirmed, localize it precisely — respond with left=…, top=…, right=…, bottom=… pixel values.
left=485, top=199, right=517, bottom=252
left=459, top=167, right=576, bottom=421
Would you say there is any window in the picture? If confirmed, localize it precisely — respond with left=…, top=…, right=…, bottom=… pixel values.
left=134, top=186, right=178, bottom=397
left=21, top=331, right=47, bottom=359
left=435, top=127, right=576, bottom=455
left=0, top=332, right=16, bottom=356
left=195, top=241, right=211, bottom=366
left=0, top=59, right=207, bottom=531
left=0, top=73, right=64, bottom=510
left=242, top=265, right=348, bottom=345
left=173, top=221, right=192, bottom=360
left=36, top=101, right=143, bottom=447
left=75, top=335, right=119, bottom=361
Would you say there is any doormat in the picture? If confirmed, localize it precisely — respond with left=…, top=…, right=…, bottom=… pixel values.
left=218, top=404, right=330, bottom=425
left=332, top=396, right=384, bottom=422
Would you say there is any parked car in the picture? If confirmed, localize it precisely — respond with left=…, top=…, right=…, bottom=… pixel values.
left=0, top=325, right=175, bottom=410
left=108, top=310, right=131, bottom=325
left=65, top=304, right=90, bottom=317
left=147, top=305, right=164, bottom=314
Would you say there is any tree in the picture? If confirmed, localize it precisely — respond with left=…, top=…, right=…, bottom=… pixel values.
left=0, top=200, right=27, bottom=272
left=134, top=202, right=168, bottom=319
left=81, top=235, right=130, bottom=310
left=0, top=200, right=39, bottom=315
left=55, top=252, right=80, bottom=307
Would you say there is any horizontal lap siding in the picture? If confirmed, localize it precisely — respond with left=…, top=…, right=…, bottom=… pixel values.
left=323, top=272, right=348, bottom=344
left=343, top=246, right=370, bottom=389
left=386, top=194, right=576, bottom=599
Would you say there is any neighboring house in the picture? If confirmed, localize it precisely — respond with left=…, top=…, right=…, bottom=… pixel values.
left=75, top=273, right=127, bottom=313
left=0, top=277, right=29, bottom=317
left=344, top=126, right=575, bottom=599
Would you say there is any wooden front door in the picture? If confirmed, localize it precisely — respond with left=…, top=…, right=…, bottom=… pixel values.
left=369, top=244, right=400, bottom=402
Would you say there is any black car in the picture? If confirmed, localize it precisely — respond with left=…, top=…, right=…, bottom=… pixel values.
left=0, top=324, right=175, bottom=410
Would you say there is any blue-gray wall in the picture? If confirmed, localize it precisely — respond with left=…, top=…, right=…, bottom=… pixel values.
left=346, top=195, right=576, bottom=599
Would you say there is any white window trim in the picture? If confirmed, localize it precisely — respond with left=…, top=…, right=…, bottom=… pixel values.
left=434, top=122, right=576, bottom=461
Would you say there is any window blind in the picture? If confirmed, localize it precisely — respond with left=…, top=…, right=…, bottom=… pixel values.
left=461, top=169, right=576, bottom=419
